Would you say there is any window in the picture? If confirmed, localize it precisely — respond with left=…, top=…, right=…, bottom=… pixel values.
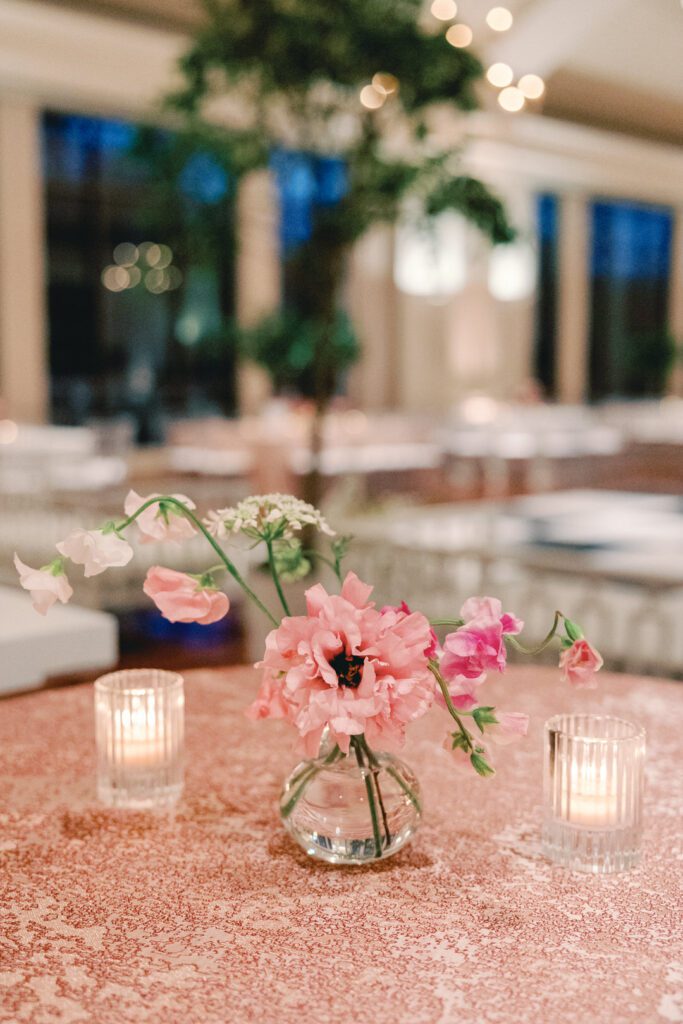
left=589, top=199, right=674, bottom=400
left=533, top=193, right=559, bottom=399
left=43, top=112, right=237, bottom=441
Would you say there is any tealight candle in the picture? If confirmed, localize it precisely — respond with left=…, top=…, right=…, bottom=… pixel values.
left=543, top=714, right=645, bottom=874
left=562, top=760, right=619, bottom=827
left=95, top=669, right=184, bottom=809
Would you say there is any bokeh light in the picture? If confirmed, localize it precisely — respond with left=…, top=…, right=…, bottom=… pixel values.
left=113, top=242, right=138, bottom=267
left=430, top=0, right=457, bottom=20
left=145, top=269, right=169, bottom=294
left=101, top=265, right=130, bottom=292
left=372, top=72, right=399, bottom=96
left=446, top=23, right=473, bottom=47
left=518, top=73, right=546, bottom=100
left=486, top=6, right=513, bottom=31
left=360, top=84, right=386, bottom=110
left=498, top=85, right=526, bottom=112
left=487, top=63, right=514, bottom=88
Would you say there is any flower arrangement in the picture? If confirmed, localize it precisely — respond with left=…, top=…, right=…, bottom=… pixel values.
left=16, top=492, right=602, bottom=860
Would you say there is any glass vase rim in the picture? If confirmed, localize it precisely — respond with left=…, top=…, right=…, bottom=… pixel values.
left=94, top=668, right=184, bottom=696
left=544, top=713, right=645, bottom=743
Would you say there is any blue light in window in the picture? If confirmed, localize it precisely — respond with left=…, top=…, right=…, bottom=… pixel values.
left=591, top=200, right=673, bottom=281
left=270, top=148, right=348, bottom=252
left=179, top=152, right=231, bottom=204
left=537, top=193, right=557, bottom=244
left=315, top=157, right=348, bottom=207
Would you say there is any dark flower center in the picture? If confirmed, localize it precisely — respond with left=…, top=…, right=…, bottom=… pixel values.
left=329, top=651, right=365, bottom=689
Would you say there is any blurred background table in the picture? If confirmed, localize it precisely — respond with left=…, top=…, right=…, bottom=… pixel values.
left=0, top=585, right=117, bottom=695
left=1, top=664, right=680, bottom=1024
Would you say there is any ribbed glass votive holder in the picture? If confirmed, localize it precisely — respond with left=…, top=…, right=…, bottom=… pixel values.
left=94, top=669, right=184, bottom=809
left=543, top=714, right=645, bottom=874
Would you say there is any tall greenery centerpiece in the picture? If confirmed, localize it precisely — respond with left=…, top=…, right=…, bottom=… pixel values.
left=168, top=0, right=516, bottom=505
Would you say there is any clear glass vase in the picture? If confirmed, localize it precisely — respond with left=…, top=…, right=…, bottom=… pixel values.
left=279, top=737, right=421, bottom=865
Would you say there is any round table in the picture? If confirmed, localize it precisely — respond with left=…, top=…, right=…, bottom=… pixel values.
left=1, top=665, right=681, bottom=1024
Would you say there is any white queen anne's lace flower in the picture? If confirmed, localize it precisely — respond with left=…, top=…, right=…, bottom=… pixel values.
left=204, top=494, right=334, bottom=541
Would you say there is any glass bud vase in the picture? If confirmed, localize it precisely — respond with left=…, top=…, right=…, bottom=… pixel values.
left=279, top=737, right=422, bottom=865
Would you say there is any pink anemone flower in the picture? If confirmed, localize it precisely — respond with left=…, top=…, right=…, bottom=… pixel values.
left=247, top=572, right=436, bottom=756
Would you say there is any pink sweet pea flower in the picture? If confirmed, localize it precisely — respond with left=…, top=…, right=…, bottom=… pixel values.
left=57, top=528, right=133, bottom=578
left=486, top=711, right=529, bottom=746
left=124, top=490, right=196, bottom=544
left=440, top=596, right=523, bottom=682
left=143, top=566, right=229, bottom=625
left=434, top=669, right=487, bottom=712
left=14, top=554, right=73, bottom=615
left=559, top=639, right=603, bottom=689
left=460, top=596, right=524, bottom=636
left=248, top=572, right=435, bottom=755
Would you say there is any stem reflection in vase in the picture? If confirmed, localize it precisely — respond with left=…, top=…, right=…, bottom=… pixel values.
left=280, top=734, right=421, bottom=864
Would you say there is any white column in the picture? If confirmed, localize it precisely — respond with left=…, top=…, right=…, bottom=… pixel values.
left=235, top=169, right=280, bottom=414
left=668, top=206, right=683, bottom=396
left=556, top=192, right=590, bottom=403
left=346, top=226, right=396, bottom=409
left=0, top=97, right=48, bottom=422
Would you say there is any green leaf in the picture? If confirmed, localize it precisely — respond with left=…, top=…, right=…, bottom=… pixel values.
left=470, top=752, right=495, bottom=777
left=450, top=731, right=470, bottom=752
left=472, top=706, right=498, bottom=733
left=564, top=618, right=583, bottom=642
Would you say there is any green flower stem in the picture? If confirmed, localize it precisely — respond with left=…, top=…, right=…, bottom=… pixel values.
left=115, top=495, right=279, bottom=626
left=428, top=659, right=474, bottom=753
left=266, top=539, right=292, bottom=617
left=352, top=737, right=383, bottom=858
left=429, top=618, right=465, bottom=628
left=385, top=764, right=422, bottom=814
left=358, top=736, right=391, bottom=845
left=279, top=765, right=318, bottom=819
left=301, top=549, right=342, bottom=583
left=280, top=745, right=342, bottom=819
left=507, top=610, right=563, bottom=656
left=358, top=737, right=421, bottom=815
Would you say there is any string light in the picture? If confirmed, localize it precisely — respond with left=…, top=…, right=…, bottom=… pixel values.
left=359, top=84, right=386, bottom=109
left=486, top=62, right=514, bottom=88
left=101, top=242, right=180, bottom=293
left=113, top=242, right=138, bottom=267
left=486, top=6, right=513, bottom=31
left=430, top=0, right=457, bottom=20
left=518, top=73, right=545, bottom=99
left=372, top=72, right=399, bottom=96
left=498, top=86, right=525, bottom=112
left=101, top=265, right=130, bottom=292
left=446, top=23, right=473, bottom=47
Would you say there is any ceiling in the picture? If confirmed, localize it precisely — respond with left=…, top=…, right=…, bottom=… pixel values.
left=40, top=0, right=683, bottom=145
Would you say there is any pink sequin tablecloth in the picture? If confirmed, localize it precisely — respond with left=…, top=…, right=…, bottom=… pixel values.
left=1, top=666, right=682, bottom=1024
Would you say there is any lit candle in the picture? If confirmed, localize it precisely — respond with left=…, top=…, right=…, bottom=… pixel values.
left=95, top=669, right=184, bottom=809
left=114, top=701, right=167, bottom=768
left=561, top=759, right=618, bottom=828
left=543, top=714, right=645, bottom=874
